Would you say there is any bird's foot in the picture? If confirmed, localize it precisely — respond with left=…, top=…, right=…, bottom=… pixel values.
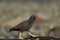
left=19, top=37, right=24, bottom=39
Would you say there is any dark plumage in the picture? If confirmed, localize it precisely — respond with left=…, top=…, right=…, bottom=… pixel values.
left=9, top=15, right=41, bottom=32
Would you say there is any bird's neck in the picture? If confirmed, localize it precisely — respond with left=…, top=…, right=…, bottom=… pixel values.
left=28, top=19, right=34, bottom=24
left=28, top=18, right=35, bottom=29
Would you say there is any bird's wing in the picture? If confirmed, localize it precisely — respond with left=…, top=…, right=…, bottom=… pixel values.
left=12, top=20, right=29, bottom=29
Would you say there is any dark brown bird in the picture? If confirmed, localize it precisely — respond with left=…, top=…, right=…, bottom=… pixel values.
left=9, top=15, right=41, bottom=39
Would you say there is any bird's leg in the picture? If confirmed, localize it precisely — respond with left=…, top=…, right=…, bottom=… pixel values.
left=19, top=32, right=23, bottom=40
left=28, top=32, right=38, bottom=40
left=28, top=32, right=38, bottom=37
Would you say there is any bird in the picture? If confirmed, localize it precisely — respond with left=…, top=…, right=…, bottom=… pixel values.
left=9, top=15, right=41, bottom=39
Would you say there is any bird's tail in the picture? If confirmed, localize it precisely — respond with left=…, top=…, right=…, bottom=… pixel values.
left=9, top=28, right=13, bottom=32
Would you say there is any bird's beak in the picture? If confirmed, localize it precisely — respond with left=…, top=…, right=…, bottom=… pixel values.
left=35, top=17, right=41, bottom=22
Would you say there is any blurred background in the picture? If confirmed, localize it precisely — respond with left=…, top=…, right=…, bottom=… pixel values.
left=0, top=0, right=60, bottom=39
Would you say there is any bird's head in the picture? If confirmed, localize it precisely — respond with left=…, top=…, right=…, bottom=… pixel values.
left=29, top=15, right=41, bottom=23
